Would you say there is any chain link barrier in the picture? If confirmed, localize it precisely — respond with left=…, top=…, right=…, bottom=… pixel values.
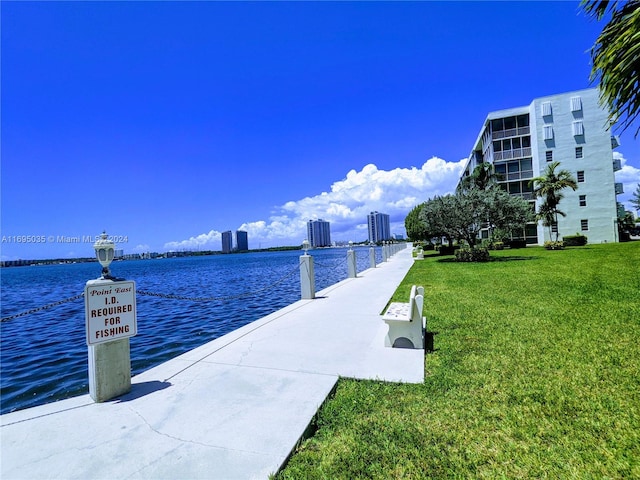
left=1, top=260, right=307, bottom=321
left=313, top=254, right=349, bottom=270
left=1, top=294, right=85, bottom=322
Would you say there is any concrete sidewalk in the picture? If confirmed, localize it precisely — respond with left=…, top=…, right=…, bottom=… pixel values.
left=1, top=246, right=422, bottom=480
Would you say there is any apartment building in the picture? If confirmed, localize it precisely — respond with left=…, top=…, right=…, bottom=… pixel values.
left=367, top=211, right=391, bottom=244
left=307, top=219, right=331, bottom=248
left=460, top=88, right=622, bottom=244
left=235, top=230, right=248, bottom=251
left=221, top=230, right=233, bottom=253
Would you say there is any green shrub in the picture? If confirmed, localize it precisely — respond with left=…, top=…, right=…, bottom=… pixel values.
left=481, top=239, right=504, bottom=250
left=508, top=239, right=527, bottom=249
left=438, top=245, right=458, bottom=255
left=455, top=247, right=490, bottom=262
left=544, top=240, right=565, bottom=250
left=563, top=234, right=588, bottom=246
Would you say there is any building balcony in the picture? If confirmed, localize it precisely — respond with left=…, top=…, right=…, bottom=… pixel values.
left=615, top=182, right=624, bottom=195
left=491, top=126, right=530, bottom=140
left=613, top=158, right=622, bottom=172
left=493, top=147, right=532, bottom=161
left=611, top=135, right=621, bottom=149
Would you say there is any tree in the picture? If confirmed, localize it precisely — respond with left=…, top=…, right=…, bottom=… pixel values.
left=618, top=210, right=637, bottom=239
left=631, top=183, right=640, bottom=213
left=536, top=198, right=559, bottom=241
left=457, top=162, right=503, bottom=193
left=582, top=0, right=640, bottom=137
left=419, top=189, right=533, bottom=250
left=420, top=195, right=456, bottom=246
left=484, top=189, right=536, bottom=240
left=405, top=202, right=430, bottom=242
left=530, top=161, right=578, bottom=241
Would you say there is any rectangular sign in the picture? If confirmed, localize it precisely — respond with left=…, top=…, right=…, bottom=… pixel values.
left=85, top=280, right=137, bottom=345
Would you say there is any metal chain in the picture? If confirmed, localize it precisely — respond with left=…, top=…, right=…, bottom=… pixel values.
left=1, top=259, right=308, bottom=320
left=314, top=255, right=349, bottom=269
left=1, top=294, right=84, bottom=322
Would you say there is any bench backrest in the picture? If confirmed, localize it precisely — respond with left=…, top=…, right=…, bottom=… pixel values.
left=409, top=285, right=424, bottom=322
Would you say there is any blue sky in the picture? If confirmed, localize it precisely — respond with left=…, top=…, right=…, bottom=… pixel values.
left=2, top=1, right=638, bottom=260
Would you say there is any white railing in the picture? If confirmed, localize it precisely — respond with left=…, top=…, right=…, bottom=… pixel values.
left=491, top=126, right=530, bottom=140
left=493, top=147, right=532, bottom=161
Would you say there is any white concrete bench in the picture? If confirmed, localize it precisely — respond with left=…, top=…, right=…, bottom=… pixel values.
left=382, top=285, right=424, bottom=349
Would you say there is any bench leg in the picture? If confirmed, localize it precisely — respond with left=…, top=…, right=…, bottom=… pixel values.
left=384, top=322, right=424, bottom=349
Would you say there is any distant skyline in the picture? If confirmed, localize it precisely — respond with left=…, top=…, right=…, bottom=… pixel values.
left=2, top=1, right=638, bottom=260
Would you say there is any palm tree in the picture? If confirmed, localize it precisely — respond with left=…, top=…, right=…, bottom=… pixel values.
left=631, top=183, right=640, bottom=214
left=457, top=162, right=503, bottom=192
left=530, top=161, right=578, bottom=241
left=536, top=199, right=558, bottom=241
left=581, top=0, right=640, bottom=137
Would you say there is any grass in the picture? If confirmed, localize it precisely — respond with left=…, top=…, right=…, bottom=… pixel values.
left=276, top=242, right=640, bottom=479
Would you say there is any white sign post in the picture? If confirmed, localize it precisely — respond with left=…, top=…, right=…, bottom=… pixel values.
left=85, top=232, right=137, bottom=403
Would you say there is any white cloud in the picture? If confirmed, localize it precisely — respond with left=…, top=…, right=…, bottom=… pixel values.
left=614, top=151, right=640, bottom=212
left=181, top=157, right=466, bottom=249
left=162, top=150, right=640, bottom=252
left=132, top=244, right=151, bottom=253
left=164, top=230, right=221, bottom=251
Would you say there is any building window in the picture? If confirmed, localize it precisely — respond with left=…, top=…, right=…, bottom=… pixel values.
left=575, top=147, right=583, bottom=159
left=520, top=158, right=533, bottom=178
left=543, top=125, right=554, bottom=140
left=577, top=170, right=585, bottom=182
left=542, top=101, right=552, bottom=117
left=579, top=195, right=587, bottom=207
left=546, top=150, right=553, bottom=162
left=581, top=219, right=589, bottom=231
left=572, top=121, right=584, bottom=136
left=570, top=96, right=582, bottom=112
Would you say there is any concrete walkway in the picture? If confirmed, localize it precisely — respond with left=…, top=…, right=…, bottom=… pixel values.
left=1, top=246, right=422, bottom=480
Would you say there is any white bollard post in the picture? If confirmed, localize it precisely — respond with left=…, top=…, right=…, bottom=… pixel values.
left=382, top=242, right=388, bottom=262
left=86, top=232, right=136, bottom=403
left=87, top=319, right=131, bottom=402
left=300, top=241, right=315, bottom=299
left=347, top=242, right=357, bottom=278
left=369, top=246, right=376, bottom=268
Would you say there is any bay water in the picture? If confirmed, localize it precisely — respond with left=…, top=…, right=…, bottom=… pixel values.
left=0, top=247, right=382, bottom=414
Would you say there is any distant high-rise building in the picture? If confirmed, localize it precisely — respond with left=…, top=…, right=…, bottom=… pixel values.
left=221, top=231, right=233, bottom=253
left=307, top=219, right=331, bottom=247
left=235, top=230, right=248, bottom=251
left=367, top=211, right=391, bottom=244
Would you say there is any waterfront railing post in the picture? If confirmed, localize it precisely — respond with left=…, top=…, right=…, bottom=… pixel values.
left=347, top=241, right=357, bottom=278
left=369, top=246, right=376, bottom=268
left=300, top=240, right=315, bottom=299
left=382, top=242, right=388, bottom=262
left=85, top=232, right=137, bottom=403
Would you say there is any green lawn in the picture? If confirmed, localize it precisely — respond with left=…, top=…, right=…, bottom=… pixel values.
left=276, top=242, right=640, bottom=479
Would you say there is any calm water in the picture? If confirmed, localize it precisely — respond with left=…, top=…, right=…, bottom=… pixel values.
left=0, top=247, right=382, bottom=414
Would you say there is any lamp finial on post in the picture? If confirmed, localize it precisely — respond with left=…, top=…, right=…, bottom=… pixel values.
left=93, top=231, right=115, bottom=279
